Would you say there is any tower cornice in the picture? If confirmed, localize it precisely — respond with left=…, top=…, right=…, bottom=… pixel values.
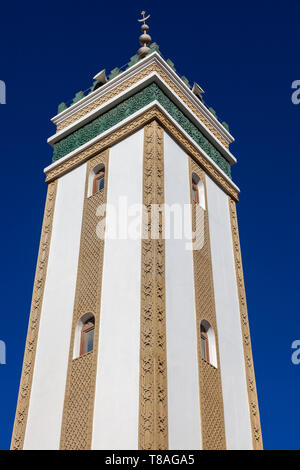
left=48, top=76, right=237, bottom=173
left=44, top=103, right=240, bottom=201
left=50, top=53, right=234, bottom=148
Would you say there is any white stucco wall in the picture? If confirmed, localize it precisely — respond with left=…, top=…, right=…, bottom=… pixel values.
left=92, top=130, right=143, bottom=450
left=24, top=164, right=86, bottom=450
left=206, top=175, right=252, bottom=449
left=164, top=132, right=202, bottom=450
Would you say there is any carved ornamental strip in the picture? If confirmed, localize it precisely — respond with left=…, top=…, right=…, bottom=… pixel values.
left=11, top=181, right=58, bottom=449
left=139, top=121, right=168, bottom=450
left=228, top=198, right=263, bottom=449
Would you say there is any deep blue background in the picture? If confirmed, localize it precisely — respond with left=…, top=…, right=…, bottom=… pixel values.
left=0, top=0, right=299, bottom=450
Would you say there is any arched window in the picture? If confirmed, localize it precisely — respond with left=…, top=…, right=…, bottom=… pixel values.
left=73, top=313, right=95, bottom=358
left=200, top=320, right=217, bottom=367
left=80, top=317, right=95, bottom=355
left=89, top=163, right=105, bottom=197
left=192, top=173, right=206, bottom=210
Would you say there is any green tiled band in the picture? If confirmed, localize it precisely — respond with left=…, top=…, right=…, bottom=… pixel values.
left=53, top=83, right=231, bottom=178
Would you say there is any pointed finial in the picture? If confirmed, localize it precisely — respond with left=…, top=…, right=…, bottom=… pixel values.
left=137, top=11, right=151, bottom=59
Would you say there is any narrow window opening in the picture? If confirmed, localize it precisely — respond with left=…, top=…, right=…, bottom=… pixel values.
left=200, top=320, right=217, bottom=367
left=200, top=324, right=210, bottom=362
left=192, top=172, right=206, bottom=210
left=192, top=182, right=199, bottom=203
left=73, top=313, right=95, bottom=359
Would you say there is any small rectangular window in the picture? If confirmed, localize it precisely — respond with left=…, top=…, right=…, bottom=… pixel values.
left=84, top=328, right=94, bottom=354
left=80, top=320, right=95, bottom=355
left=192, top=183, right=199, bottom=203
left=92, top=171, right=105, bottom=196
left=98, top=177, right=105, bottom=191
left=201, top=333, right=209, bottom=362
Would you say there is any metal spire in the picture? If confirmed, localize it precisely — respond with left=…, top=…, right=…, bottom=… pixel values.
left=137, top=11, right=151, bottom=59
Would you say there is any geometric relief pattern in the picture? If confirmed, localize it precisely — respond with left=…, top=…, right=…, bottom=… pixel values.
left=201, top=360, right=226, bottom=449
left=60, top=150, right=109, bottom=450
left=139, top=121, right=168, bottom=450
left=10, top=181, right=58, bottom=450
left=63, top=352, right=93, bottom=450
left=228, top=198, right=263, bottom=450
left=190, top=159, right=226, bottom=450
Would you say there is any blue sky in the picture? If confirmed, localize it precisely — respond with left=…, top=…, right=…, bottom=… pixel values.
left=0, top=0, right=299, bottom=450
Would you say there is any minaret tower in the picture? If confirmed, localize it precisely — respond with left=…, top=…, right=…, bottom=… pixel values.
left=11, top=13, right=262, bottom=450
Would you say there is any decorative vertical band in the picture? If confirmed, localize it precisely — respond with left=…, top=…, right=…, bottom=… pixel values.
left=228, top=198, right=263, bottom=449
left=60, top=150, right=109, bottom=450
left=189, top=159, right=226, bottom=450
left=139, top=121, right=168, bottom=450
left=11, top=181, right=58, bottom=450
